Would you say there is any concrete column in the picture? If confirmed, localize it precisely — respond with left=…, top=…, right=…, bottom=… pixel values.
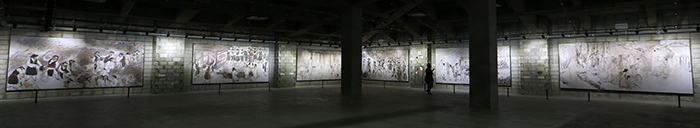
left=341, top=7, right=362, bottom=96
left=468, top=0, right=498, bottom=108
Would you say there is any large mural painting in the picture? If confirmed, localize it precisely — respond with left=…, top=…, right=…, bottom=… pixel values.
left=6, top=36, right=144, bottom=91
left=558, top=40, right=693, bottom=94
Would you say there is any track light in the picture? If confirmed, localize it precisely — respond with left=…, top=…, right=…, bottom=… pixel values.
left=522, top=35, right=527, bottom=39
left=202, top=35, right=206, bottom=39
left=541, top=34, right=546, bottom=39
left=504, top=37, right=509, bottom=40
left=72, top=26, right=77, bottom=31
left=329, top=44, right=333, bottom=47
left=319, top=43, right=322, bottom=46
left=249, top=38, right=252, bottom=42
left=145, top=32, right=149, bottom=36
left=274, top=40, right=278, bottom=44
left=560, top=33, right=565, bottom=37
left=696, top=27, right=700, bottom=32
left=663, top=27, right=668, bottom=33
left=99, top=28, right=103, bottom=33
left=219, top=36, right=223, bottom=40
left=166, top=33, right=170, bottom=37
left=388, top=43, right=391, bottom=46
left=298, top=42, right=301, bottom=45
left=584, top=31, right=589, bottom=37
left=444, top=40, right=448, bottom=44
left=309, top=43, right=312, bottom=46
left=431, top=41, right=435, bottom=44
left=458, top=39, right=462, bottom=43
left=635, top=30, right=639, bottom=34
left=12, top=24, right=17, bottom=28
left=185, top=34, right=189, bottom=38
left=286, top=41, right=290, bottom=44
left=609, top=32, right=613, bottom=35
left=123, top=30, right=127, bottom=34
left=234, top=38, right=238, bottom=41
left=420, top=41, right=423, bottom=44
left=262, top=40, right=266, bottom=43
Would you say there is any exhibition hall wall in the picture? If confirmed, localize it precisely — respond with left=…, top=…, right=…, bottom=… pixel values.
left=0, top=28, right=698, bottom=104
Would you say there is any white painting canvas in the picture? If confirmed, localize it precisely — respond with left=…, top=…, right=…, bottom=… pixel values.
left=362, top=49, right=409, bottom=81
left=558, top=40, right=693, bottom=94
left=296, top=49, right=341, bottom=81
left=192, top=44, right=269, bottom=84
left=6, top=36, right=145, bottom=91
left=436, top=46, right=511, bottom=85
left=498, top=46, right=512, bottom=86
left=436, top=48, right=470, bottom=84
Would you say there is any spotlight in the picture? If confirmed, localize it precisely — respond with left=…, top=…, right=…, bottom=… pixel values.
left=420, top=41, right=423, bottom=44
left=12, top=24, right=17, bottom=28
left=123, top=30, right=127, bottom=34
left=72, top=26, right=77, bottom=31
left=309, top=43, right=312, bottom=46
left=298, top=42, right=301, bottom=45
left=286, top=41, right=290, bottom=44
left=408, top=42, right=412, bottom=45
left=541, top=34, right=546, bottom=39
left=663, top=27, right=668, bottom=33
left=522, top=35, right=527, bottom=39
left=458, top=39, right=462, bottom=43
left=166, top=33, right=170, bottom=37
left=262, top=40, right=266, bottom=43
left=219, top=36, right=223, bottom=40
left=584, top=31, right=589, bottom=37
left=185, top=34, right=189, bottom=38
left=388, top=43, right=391, bottom=46
left=609, top=32, right=613, bottom=35
left=560, top=33, right=565, bottom=37
left=234, top=38, right=238, bottom=41
left=275, top=40, right=278, bottom=44
left=249, top=38, right=252, bottom=42
left=202, top=35, right=206, bottom=39
left=431, top=41, right=435, bottom=44
left=329, top=44, right=333, bottom=47
left=319, top=43, right=322, bottom=46
left=504, top=37, right=509, bottom=40
left=444, top=40, right=448, bottom=43
left=696, top=27, right=700, bottom=32
left=99, top=28, right=103, bottom=33
left=145, top=32, right=149, bottom=36
left=635, top=30, right=639, bottom=34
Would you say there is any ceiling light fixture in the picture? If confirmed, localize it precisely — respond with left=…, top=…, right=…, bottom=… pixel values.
left=245, top=16, right=269, bottom=21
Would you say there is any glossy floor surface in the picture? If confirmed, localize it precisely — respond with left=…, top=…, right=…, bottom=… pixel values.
left=1, top=85, right=699, bottom=128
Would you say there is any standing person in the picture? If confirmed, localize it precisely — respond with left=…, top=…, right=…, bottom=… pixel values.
left=425, top=63, right=435, bottom=95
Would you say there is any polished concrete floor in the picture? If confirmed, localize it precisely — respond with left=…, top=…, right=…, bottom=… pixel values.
left=1, top=85, right=699, bottom=128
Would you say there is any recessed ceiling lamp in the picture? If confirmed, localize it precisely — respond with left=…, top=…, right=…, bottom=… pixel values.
left=245, top=16, right=269, bottom=20
left=407, top=13, right=427, bottom=17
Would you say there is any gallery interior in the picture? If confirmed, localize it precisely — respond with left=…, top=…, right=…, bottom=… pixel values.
left=1, top=0, right=700, bottom=127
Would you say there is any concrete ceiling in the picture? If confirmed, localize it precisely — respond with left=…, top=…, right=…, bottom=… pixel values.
left=3, top=0, right=699, bottom=44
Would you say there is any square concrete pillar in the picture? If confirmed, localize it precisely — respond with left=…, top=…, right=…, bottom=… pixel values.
left=469, top=0, right=499, bottom=108
left=341, top=7, right=363, bottom=96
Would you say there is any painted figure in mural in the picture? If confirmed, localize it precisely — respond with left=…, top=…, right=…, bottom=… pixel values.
left=425, top=63, right=435, bottom=95
left=43, top=54, right=60, bottom=81
left=7, top=66, right=25, bottom=89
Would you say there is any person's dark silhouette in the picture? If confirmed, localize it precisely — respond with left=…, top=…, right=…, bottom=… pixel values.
left=425, top=63, right=435, bottom=95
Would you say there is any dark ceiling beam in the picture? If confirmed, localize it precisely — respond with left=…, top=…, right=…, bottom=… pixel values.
left=287, top=15, right=338, bottom=37
left=571, top=0, right=582, bottom=6
left=8, top=4, right=340, bottom=37
left=572, top=0, right=591, bottom=30
left=118, top=0, right=338, bottom=26
left=645, top=0, right=658, bottom=27
left=115, top=1, right=135, bottom=22
left=168, top=0, right=212, bottom=27
left=287, top=0, right=380, bottom=38
left=362, top=0, right=423, bottom=42
left=415, top=2, right=455, bottom=38
left=507, top=0, right=540, bottom=32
